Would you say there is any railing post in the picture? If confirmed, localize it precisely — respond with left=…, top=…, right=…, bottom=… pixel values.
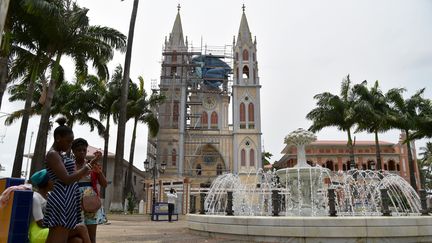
left=419, top=189, right=429, bottom=216
left=272, top=190, right=280, bottom=216
left=380, top=188, right=391, bottom=216
left=328, top=188, right=337, bottom=217
left=226, top=191, right=234, bottom=216
left=199, top=193, right=205, bottom=214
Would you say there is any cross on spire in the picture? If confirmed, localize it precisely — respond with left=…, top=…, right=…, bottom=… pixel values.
left=177, top=3, right=181, bottom=12
left=242, top=4, right=245, bottom=12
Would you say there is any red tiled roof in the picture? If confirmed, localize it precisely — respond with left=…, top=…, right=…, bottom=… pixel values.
left=281, top=140, right=394, bottom=153
left=86, top=145, right=115, bottom=157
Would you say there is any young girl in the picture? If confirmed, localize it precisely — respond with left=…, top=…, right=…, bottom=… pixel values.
left=72, top=138, right=107, bottom=243
left=44, top=118, right=99, bottom=243
left=29, top=169, right=90, bottom=243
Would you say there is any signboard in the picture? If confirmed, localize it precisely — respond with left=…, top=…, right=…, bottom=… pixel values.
left=154, top=202, right=168, bottom=214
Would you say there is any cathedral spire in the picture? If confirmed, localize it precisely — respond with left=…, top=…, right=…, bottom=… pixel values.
left=168, top=5, right=185, bottom=48
left=237, top=5, right=252, bottom=45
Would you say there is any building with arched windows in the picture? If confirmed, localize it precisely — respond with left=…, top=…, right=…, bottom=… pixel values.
left=274, top=132, right=421, bottom=188
left=145, top=6, right=262, bottom=214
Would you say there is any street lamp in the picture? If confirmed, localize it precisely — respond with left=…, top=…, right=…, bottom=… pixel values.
left=144, top=159, right=167, bottom=220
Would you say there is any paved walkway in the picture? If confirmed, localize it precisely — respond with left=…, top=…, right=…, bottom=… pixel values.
left=97, top=214, right=248, bottom=243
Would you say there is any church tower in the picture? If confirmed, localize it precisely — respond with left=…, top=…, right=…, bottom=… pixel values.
left=232, top=6, right=262, bottom=173
left=156, top=5, right=188, bottom=175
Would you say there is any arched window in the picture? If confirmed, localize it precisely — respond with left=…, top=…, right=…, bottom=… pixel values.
left=253, top=52, right=256, bottom=62
left=172, top=149, right=177, bottom=166
left=388, top=160, right=396, bottom=171
left=201, top=111, right=208, bottom=128
left=171, top=67, right=177, bottom=76
left=164, top=148, right=168, bottom=166
left=346, top=161, right=352, bottom=170
left=173, top=102, right=179, bottom=123
left=367, top=160, right=374, bottom=170
left=326, top=160, right=334, bottom=171
left=288, top=159, right=295, bottom=168
left=217, top=164, right=223, bottom=175
left=172, top=51, right=177, bottom=62
left=236, top=67, right=240, bottom=84
left=343, top=163, right=347, bottom=171
left=242, top=65, right=249, bottom=79
left=241, top=149, right=246, bottom=166
left=211, top=111, right=218, bottom=128
left=164, top=104, right=171, bottom=125
left=240, top=103, right=246, bottom=122
left=124, top=171, right=128, bottom=185
left=196, top=164, right=202, bottom=176
left=250, top=149, right=255, bottom=166
left=253, top=68, right=256, bottom=84
left=242, top=49, right=249, bottom=61
left=235, top=52, right=239, bottom=61
left=248, top=103, right=254, bottom=122
left=384, top=163, right=388, bottom=170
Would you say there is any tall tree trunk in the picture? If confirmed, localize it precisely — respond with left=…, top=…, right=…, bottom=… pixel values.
left=0, top=56, right=8, bottom=109
left=111, top=0, right=139, bottom=212
left=11, top=62, right=39, bottom=177
left=374, top=130, right=382, bottom=170
left=30, top=54, right=62, bottom=175
left=405, top=129, right=418, bottom=190
left=101, top=113, right=110, bottom=199
left=347, top=129, right=355, bottom=170
left=126, top=118, right=138, bottom=198
left=0, top=9, right=11, bottom=110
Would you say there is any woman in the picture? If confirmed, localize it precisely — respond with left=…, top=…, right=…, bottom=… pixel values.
left=44, top=118, right=99, bottom=243
left=72, top=138, right=107, bottom=243
left=29, top=169, right=90, bottom=243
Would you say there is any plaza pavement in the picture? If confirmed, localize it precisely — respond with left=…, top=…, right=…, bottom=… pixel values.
left=97, top=214, right=249, bottom=243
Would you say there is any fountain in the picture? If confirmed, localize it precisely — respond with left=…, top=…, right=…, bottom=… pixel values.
left=275, top=128, right=330, bottom=216
left=188, top=129, right=432, bottom=242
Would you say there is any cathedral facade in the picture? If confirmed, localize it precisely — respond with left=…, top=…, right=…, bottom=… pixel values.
left=147, top=7, right=262, bottom=188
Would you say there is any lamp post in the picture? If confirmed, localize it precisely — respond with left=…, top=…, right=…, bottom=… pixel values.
left=144, top=159, right=166, bottom=220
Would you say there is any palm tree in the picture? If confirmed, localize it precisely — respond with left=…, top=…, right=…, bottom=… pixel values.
left=50, top=75, right=105, bottom=134
left=98, top=65, right=122, bottom=198
left=353, top=80, right=390, bottom=170
left=262, top=151, right=273, bottom=167
left=112, top=0, right=139, bottom=211
left=124, top=76, right=164, bottom=197
left=29, top=0, right=126, bottom=174
left=6, top=0, right=59, bottom=177
left=306, top=75, right=358, bottom=169
left=386, top=88, right=427, bottom=189
left=0, top=0, right=26, bottom=109
left=411, top=98, right=432, bottom=140
left=418, top=142, right=432, bottom=189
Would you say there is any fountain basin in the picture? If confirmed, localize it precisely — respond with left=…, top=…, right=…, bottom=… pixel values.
left=188, top=214, right=432, bottom=242
left=275, top=167, right=330, bottom=216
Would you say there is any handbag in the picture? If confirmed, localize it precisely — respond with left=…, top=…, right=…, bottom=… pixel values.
left=82, top=192, right=102, bottom=213
left=81, top=171, right=102, bottom=213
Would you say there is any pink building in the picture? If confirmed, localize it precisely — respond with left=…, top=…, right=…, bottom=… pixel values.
left=275, top=133, right=421, bottom=189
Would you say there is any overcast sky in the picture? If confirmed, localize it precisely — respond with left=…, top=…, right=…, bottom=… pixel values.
left=1, top=0, right=432, bottom=177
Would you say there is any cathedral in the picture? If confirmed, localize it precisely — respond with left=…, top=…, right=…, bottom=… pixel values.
left=146, top=5, right=263, bottom=191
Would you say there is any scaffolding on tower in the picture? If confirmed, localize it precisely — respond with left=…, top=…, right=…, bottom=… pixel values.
left=151, top=41, right=233, bottom=178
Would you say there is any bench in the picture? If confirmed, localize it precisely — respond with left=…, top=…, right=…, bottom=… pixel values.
left=151, top=202, right=178, bottom=221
